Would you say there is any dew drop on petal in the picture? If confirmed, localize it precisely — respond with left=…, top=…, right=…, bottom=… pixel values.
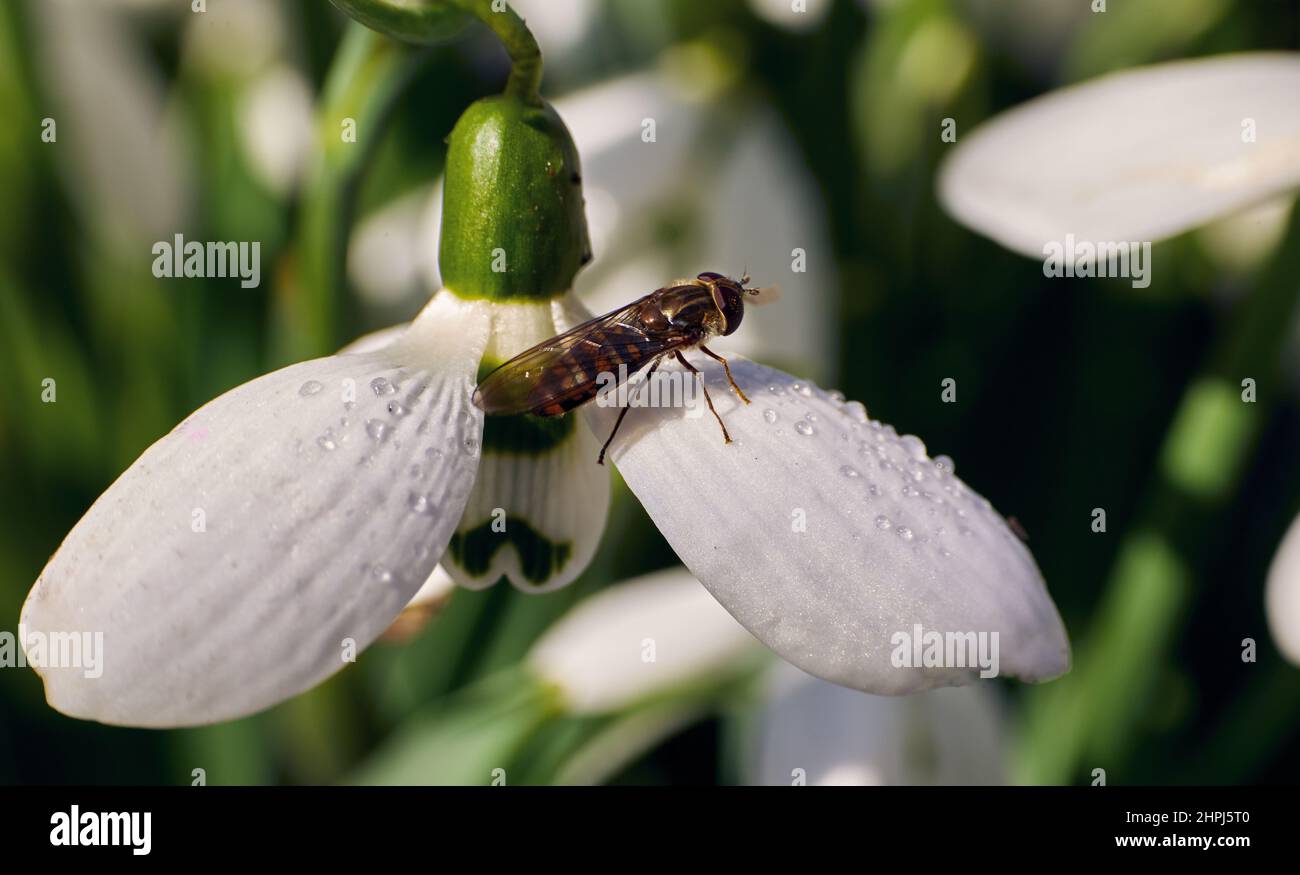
left=843, top=400, right=868, bottom=423
left=299, top=380, right=323, bottom=397
left=366, top=419, right=389, bottom=442
left=934, top=454, right=955, bottom=475
left=317, top=435, right=337, bottom=451
left=840, top=465, right=860, bottom=478
left=370, top=377, right=396, bottom=397
left=408, top=493, right=429, bottom=513
left=875, top=514, right=892, bottom=530
left=387, top=400, right=408, bottom=417
left=372, top=565, right=394, bottom=583
left=794, top=420, right=815, bottom=436
left=900, top=434, right=926, bottom=459
left=763, top=409, right=778, bottom=424
left=896, top=526, right=914, bottom=541
left=828, top=389, right=846, bottom=404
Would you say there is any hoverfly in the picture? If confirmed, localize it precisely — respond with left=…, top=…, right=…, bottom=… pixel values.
left=473, top=271, right=778, bottom=464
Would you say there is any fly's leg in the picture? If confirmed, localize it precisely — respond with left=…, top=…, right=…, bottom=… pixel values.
left=598, top=358, right=661, bottom=465
left=675, top=351, right=732, bottom=444
left=699, top=345, right=749, bottom=404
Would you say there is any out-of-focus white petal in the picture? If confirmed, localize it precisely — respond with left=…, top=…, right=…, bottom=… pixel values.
left=238, top=64, right=315, bottom=196
left=528, top=568, right=763, bottom=714
left=939, top=53, right=1300, bottom=258
left=36, top=0, right=191, bottom=248
left=349, top=184, right=442, bottom=307
left=20, top=292, right=490, bottom=726
left=182, top=0, right=285, bottom=78
left=592, top=354, right=1069, bottom=694
left=1266, top=511, right=1300, bottom=666
left=441, top=295, right=609, bottom=593
left=748, top=0, right=833, bottom=33
left=751, top=662, right=1005, bottom=785
left=510, top=0, right=596, bottom=57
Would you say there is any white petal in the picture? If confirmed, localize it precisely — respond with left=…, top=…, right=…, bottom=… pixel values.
left=939, top=53, right=1300, bottom=257
left=751, top=662, right=1006, bottom=785
left=441, top=296, right=609, bottom=593
left=528, top=568, right=763, bottom=714
left=20, top=292, right=490, bottom=726
left=593, top=354, right=1069, bottom=694
left=1266, top=511, right=1300, bottom=666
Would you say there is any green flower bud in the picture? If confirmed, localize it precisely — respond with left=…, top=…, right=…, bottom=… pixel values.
left=439, top=96, right=592, bottom=301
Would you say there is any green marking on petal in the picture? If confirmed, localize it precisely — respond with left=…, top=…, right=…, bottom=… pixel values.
left=447, top=516, right=573, bottom=587
left=476, top=358, right=576, bottom=454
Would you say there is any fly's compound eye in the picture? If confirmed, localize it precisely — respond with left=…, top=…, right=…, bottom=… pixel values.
left=711, top=284, right=745, bottom=336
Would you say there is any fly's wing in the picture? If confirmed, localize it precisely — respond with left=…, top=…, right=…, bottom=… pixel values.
left=473, top=295, right=697, bottom=417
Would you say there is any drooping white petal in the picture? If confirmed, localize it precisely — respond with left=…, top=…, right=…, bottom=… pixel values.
left=20, top=292, right=490, bottom=726
left=527, top=568, right=763, bottom=714
left=380, top=565, right=458, bottom=644
left=592, top=354, right=1069, bottom=695
left=751, top=662, right=1006, bottom=785
left=440, top=295, right=609, bottom=593
left=938, top=53, right=1300, bottom=257
left=237, top=64, right=316, bottom=197
left=1266, top=511, right=1300, bottom=666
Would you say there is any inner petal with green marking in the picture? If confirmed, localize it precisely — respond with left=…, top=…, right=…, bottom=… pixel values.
left=444, top=298, right=610, bottom=593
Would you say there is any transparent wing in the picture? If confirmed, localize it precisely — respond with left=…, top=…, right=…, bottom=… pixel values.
left=474, top=294, right=695, bottom=416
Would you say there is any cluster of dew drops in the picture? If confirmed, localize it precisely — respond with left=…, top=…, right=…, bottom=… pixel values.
left=757, top=377, right=1016, bottom=562
left=293, top=371, right=481, bottom=523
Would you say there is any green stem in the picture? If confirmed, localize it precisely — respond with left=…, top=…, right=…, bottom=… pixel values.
left=329, top=0, right=542, bottom=101
left=1016, top=201, right=1300, bottom=785
left=276, top=25, right=429, bottom=360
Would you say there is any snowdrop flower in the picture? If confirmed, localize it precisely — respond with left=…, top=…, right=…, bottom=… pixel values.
left=528, top=567, right=763, bottom=714
left=22, top=41, right=1069, bottom=730
left=938, top=53, right=1300, bottom=258
left=751, top=661, right=1006, bottom=785
left=938, top=52, right=1300, bottom=666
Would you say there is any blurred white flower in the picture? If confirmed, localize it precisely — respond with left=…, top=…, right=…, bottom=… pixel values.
left=748, top=0, right=833, bottom=33
left=35, top=0, right=191, bottom=249
left=1267, top=512, right=1300, bottom=666
left=751, top=661, right=1005, bottom=785
left=237, top=64, right=316, bottom=197
left=528, top=568, right=763, bottom=714
left=939, top=53, right=1300, bottom=258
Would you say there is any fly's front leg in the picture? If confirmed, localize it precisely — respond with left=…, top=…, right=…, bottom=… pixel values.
left=699, top=345, right=750, bottom=404
left=675, top=351, right=732, bottom=444
left=598, top=358, right=662, bottom=465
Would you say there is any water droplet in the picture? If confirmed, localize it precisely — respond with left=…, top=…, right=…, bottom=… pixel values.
left=896, top=526, right=914, bottom=541
left=828, top=389, right=846, bottom=404
left=317, top=435, right=336, bottom=451
left=387, top=400, right=408, bottom=417
left=933, top=455, right=955, bottom=475
left=804, top=412, right=818, bottom=423
left=959, top=525, right=974, bottom=537
left=299, top=380, right=323, bottom=397
left=372, top=565, right=394, bottom=583
left=939, top=548, right=952, bottom=559
left=366, top=419, right=389, bottom=442
left=370, top=377, right=396, bottom=396
left=840, top=465, right=860, bottom=478
left=868, top=483, right=881, bottom=497
left=763, top=409, right=778, bottom=424
left=900, top=434, right=926, bottom=459
left=875, top=515, right=892, bottom=530
left=464, top=436, right=480, bottom=454
left=794, top=420, right=815, bottom=436
left=408, top=493, right=429, bottom=513
left=901, top=484, right=916, bottom=497
left=843, top=401, right=868, bottom=423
